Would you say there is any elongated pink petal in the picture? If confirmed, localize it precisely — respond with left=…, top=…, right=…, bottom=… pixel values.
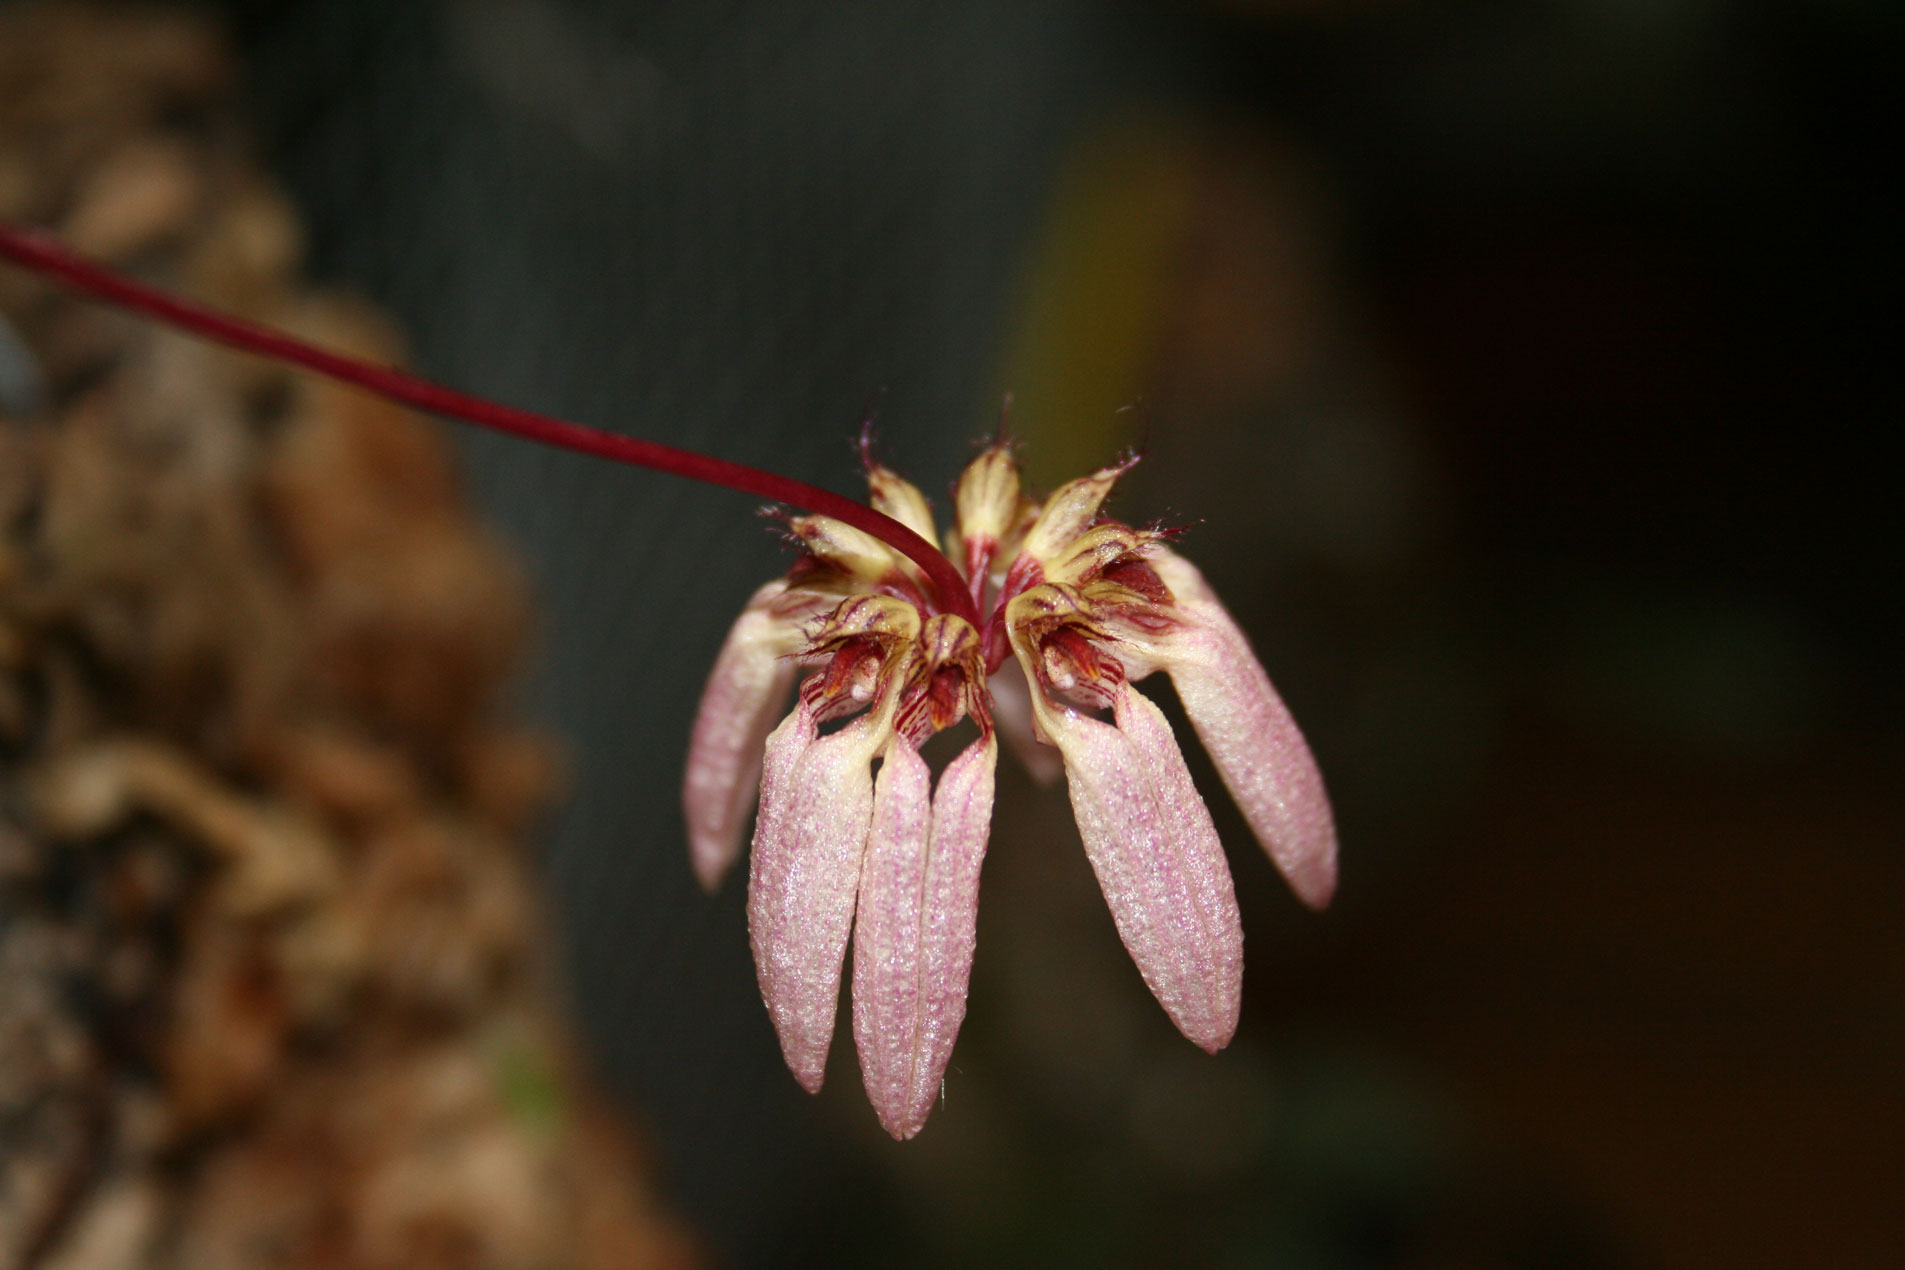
left=747, top=694, right=814, bottom=915
left=1145, top=550, right=1338, bottom=910
left=747, top=701, right=887, bottom=1092
left=684, top=581, right=806, bottom=890
left=1044, top=683, right=1243, bottom=1053
left=849, top=738, right=931, bottom=1131
left=852, top=732, right=997, bottom=1139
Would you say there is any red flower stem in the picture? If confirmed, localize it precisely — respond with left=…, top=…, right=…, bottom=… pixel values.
left=0, top=222, right=979, bottom=626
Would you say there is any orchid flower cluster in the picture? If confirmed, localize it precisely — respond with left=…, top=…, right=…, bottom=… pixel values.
left=685, top=444, right=1337, bottom=1139
left=0, top=222, right=1338, bottom=1145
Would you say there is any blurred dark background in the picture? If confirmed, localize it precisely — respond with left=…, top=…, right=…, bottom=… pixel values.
left=59, top=0, right=1900, bottom=1264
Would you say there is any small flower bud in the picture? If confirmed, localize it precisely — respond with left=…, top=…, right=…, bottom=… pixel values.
left=953, top=444, right=1023, bottom=549
left=789, top=515, right=900, bottom=585
left=865, top=463, right=937, bottom=543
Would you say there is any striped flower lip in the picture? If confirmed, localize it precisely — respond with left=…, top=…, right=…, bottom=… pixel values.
left=684, top=442, right=1337, bottom=1140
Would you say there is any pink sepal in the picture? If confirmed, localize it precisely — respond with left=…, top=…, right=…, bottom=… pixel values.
left=852, top=732, right=997, bottom=1138
left=683, top=581, right=807, bottom=891
left=1047, top=682, right=1243, bottom=1053
left=746, top=696, right=886, bottom=1092
left=1145, top=549, right=1339, bottom=910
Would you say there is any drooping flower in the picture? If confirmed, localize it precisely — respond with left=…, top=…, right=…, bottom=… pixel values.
left=684, top=443, right=1336, bottom=1139
left=0, top=221, right=1332, bottom=1140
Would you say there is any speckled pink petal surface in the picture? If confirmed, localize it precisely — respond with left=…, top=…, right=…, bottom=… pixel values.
left=747, top=701, right=884, bottom=1092
left=683, top=581, right=804, bottom=891
left=1046, top=683, right=1243, bottom=1053
left=849, top=738, right=932, bottom=1134
left=851, top=732, right=997, bottom=1138
left=1148, top=549, right=1338, bottom=910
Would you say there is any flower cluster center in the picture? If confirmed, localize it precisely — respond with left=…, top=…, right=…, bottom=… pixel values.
left=785, top=447, right=1180, bottom=747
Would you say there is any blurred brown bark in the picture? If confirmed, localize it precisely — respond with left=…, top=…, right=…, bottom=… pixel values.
left=0, top=6, right=694, bottom=1266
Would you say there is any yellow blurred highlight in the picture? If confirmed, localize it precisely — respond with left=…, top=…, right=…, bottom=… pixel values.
left=993, top=115, right=1202, bottom=490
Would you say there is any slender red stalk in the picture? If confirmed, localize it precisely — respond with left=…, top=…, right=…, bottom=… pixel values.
left=0, top=222, right=979, bottom=626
